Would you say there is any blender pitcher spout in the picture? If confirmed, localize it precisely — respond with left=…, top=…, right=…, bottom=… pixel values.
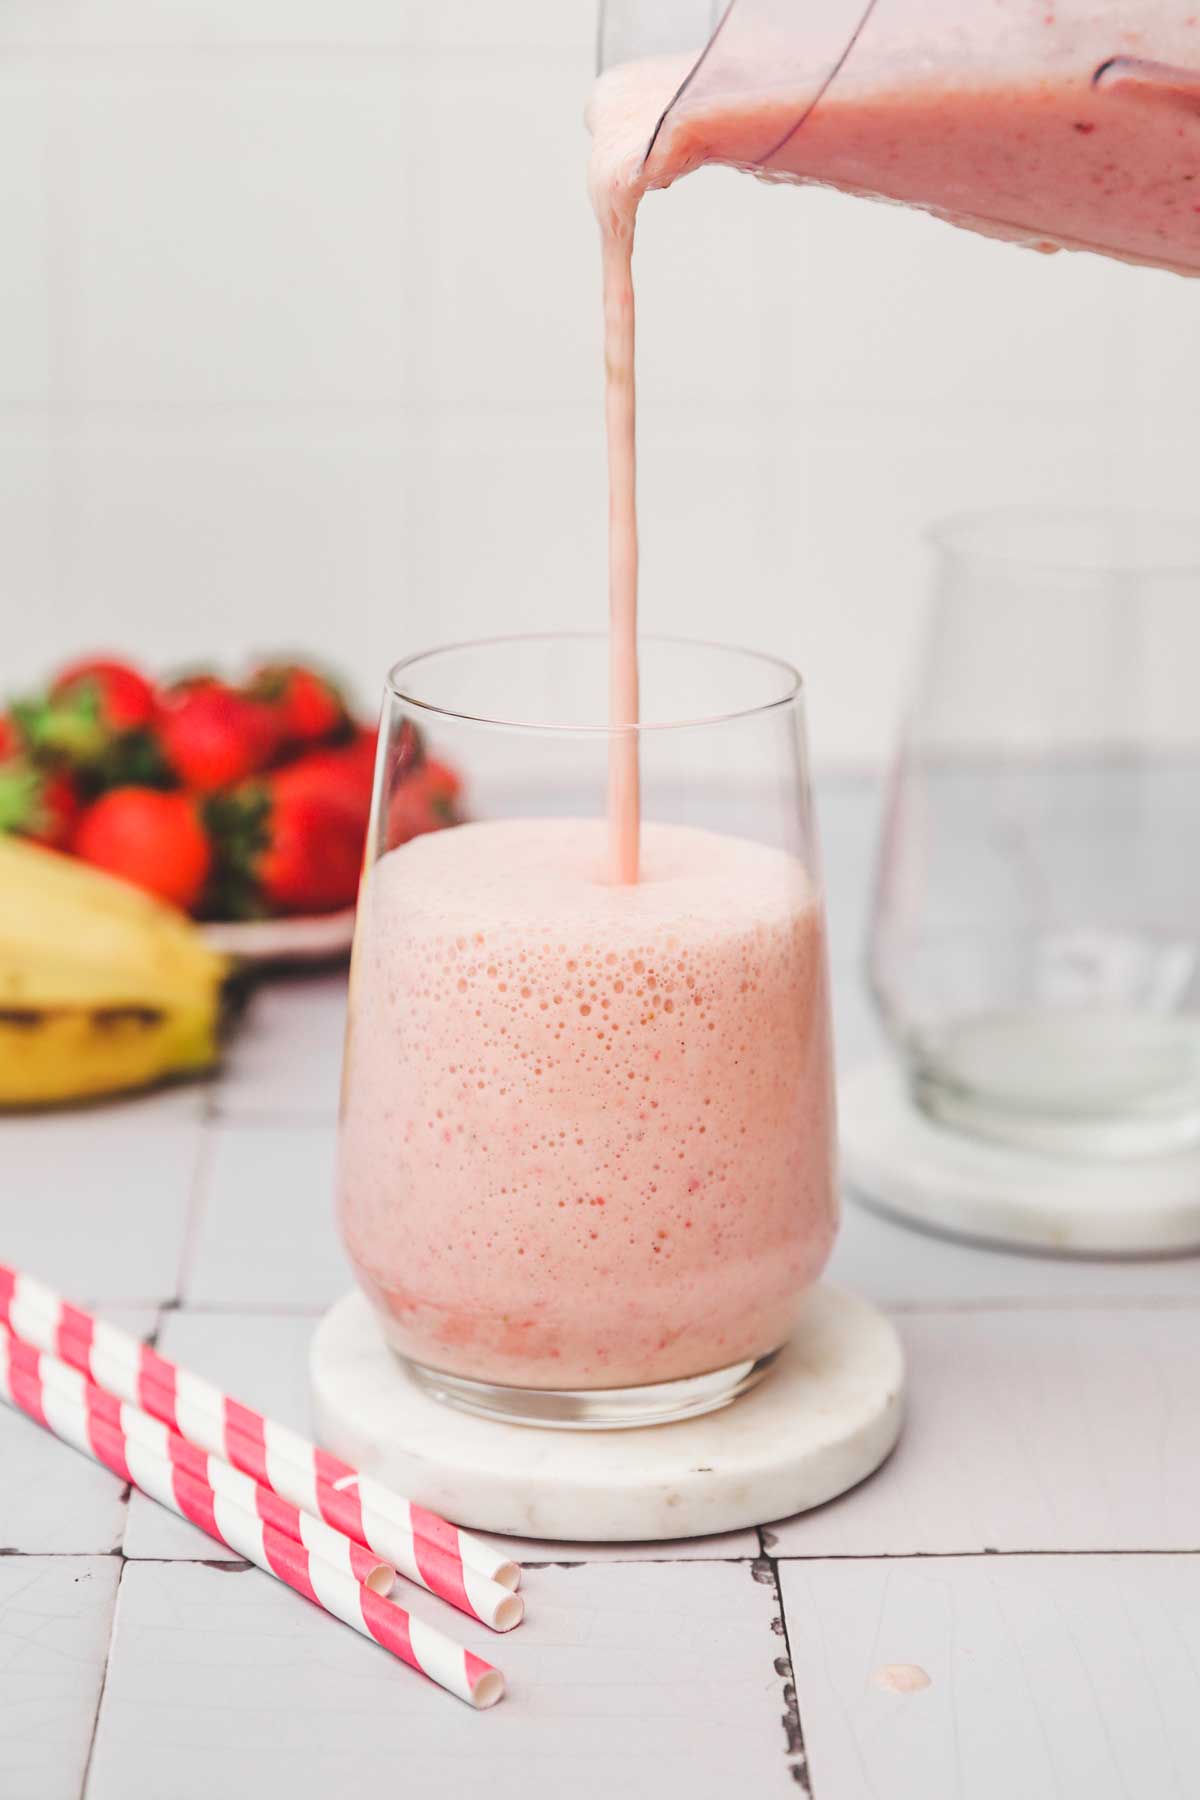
left=596, top=0, right=883, bottom=174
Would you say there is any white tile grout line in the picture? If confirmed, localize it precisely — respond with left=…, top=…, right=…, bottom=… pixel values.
left=762, top=1547, right=1200, bottom=1561
left=4, top=1546, right=1198, bottom=1564
left=79, top=1558, right=125, bottom=1800
left=74, top=1315, right=167, bottom=1800
left=754, top=1538, right=813, bottom=1797
left=173, top=1123, right=220, bottom=1306
left=208, top=1107, right=339, bottom=1126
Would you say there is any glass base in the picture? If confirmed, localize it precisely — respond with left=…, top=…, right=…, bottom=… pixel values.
left=913, top=1069, right=1200, bottom=1160
left=399, top=1348, right=782, bottom=1430
left=911, top=1008, right=1200, bottom=1159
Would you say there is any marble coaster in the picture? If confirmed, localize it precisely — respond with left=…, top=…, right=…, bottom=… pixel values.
left=310, top=1285, right=904, bottom=1542
left=841, top=1057, right=1200, bottom=1257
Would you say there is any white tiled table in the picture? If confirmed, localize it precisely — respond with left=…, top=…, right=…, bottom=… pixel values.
left=2, top=779, right=1199, bottom=1800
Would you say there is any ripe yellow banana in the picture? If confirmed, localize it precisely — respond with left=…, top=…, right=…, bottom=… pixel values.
left=0, top=836, right=228, bottom=1106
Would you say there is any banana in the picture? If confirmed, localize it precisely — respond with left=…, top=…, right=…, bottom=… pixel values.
left=0, top=835, right=228, bottom=1106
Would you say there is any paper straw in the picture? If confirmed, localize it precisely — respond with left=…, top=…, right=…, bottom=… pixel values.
left=5, top=1325, right=394, bottom=1595
left=0, top=1326, right=503, bottom=1709
left=1, top=1324, right=391, bottom=1599
left=214, top=1416, right=522, bottom=1632
left=0, top=1264, right=520, bottom=1599
left=18, top=1319, right=518, bottom=1631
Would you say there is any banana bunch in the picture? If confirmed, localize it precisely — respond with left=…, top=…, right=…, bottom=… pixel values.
left=0, top=835, right=227, bottom=1106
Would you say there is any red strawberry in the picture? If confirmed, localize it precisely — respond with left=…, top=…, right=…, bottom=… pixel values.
left=73, top=788, right=211, bottom=911
left=52, top=658, right=159, bottom=732
left=272, top=728, right=378, bottom=815
left=386, top=757, right=464, bottom=849
left=18, top=658, right=162, bottom=772
left=0, top=758, right=81, bottom=849
left=208, top=774, right=365, bottom=916
left=254, top=785, right=365, bottom=913
left=161, top=669, right=221, bottom=699
left=0, top=716, right=20, bottom=760
left=343, top=723, right=380, bottom=777
left=248, top=663, right=349, bottom=748
left=160, top=684, right=280, bottom=792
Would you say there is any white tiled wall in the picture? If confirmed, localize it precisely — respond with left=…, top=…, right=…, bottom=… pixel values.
left=3, top=1, right=1198, bottom=766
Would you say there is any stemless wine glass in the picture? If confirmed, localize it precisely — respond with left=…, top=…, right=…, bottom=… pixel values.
left=336, top=634, right=837, bottom=1428
left=870, top=507, right=1200, bottom=1158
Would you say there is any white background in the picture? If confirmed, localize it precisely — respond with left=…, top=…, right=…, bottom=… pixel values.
left=3, top=0, right=1198, bottom=769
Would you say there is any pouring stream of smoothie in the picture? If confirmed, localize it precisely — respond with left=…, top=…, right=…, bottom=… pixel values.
left=599, top=216, right=641, bottom=886
left=589, top=60, right=703, bottom=887
left=591, top=65, right=679, bottom=888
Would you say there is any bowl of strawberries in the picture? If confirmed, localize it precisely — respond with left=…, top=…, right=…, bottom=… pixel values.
left=0, top=656, right=464, bottom=967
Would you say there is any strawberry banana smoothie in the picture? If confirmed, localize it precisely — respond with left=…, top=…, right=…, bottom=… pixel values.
left=338, top=818, right=836, bottom=1390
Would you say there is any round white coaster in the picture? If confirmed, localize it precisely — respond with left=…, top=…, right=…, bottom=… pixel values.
left=310, top=1286, right=904, bottom=1542
left=841, top=1057, right=1200, bottom=1257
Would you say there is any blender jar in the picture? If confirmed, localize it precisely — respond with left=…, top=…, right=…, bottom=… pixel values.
left=596, top=0, right=1200, bottom=275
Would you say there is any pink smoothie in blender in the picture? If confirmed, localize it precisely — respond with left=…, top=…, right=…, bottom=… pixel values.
left=592, top=0, right=1200, bottom=277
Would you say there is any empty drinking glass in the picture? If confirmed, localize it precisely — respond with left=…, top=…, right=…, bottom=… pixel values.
left=870, top=507, right=1200, bottom=1158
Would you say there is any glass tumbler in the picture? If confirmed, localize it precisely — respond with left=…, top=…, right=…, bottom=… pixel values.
left=336, top=634, right=837, bottom=1428
left=870, top=508, right=1200, bottom=1159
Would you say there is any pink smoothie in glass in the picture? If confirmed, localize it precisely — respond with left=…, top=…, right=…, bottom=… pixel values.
left=338, top=818, right=836, bottom=1389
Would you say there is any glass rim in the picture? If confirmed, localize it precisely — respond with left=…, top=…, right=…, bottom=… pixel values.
left=384, top=632, right=802, bottom=735
left=928, top=505, right=1200, bottom=577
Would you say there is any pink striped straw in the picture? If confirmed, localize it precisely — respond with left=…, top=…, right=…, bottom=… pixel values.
left=2, top=1325, right=394, bottom=1595
left=211, top=1414, right=521, bottom=1630
left=13, top=1319, right=518, bottom=1632
left=0, top=1325, right=503, bottom=1709
left=0, top=1264, right=520, bottom=1611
